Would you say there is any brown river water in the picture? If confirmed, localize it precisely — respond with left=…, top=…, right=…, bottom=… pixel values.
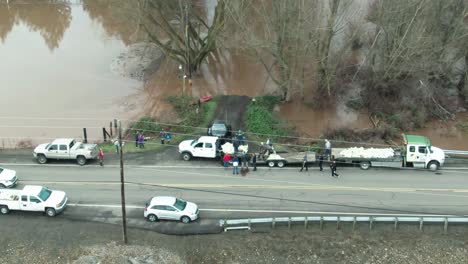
left=0, top=0, right=467, bottom=150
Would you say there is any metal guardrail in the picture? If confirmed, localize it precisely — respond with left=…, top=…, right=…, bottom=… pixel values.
left=221, top=215, right=468, bottom=232
left=443, top=149, right=468, bottom=156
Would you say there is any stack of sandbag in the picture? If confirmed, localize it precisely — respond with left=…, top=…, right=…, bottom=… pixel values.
left=339, top=147, right=395, bottom=159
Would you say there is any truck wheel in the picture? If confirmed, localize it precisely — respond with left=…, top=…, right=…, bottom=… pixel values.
left=181, top=216, right=191, bottom=224
left=147, top=214, right=158, bottom=222
left=37, top=154, right=47, bottom=164
left=277, top=160, right=286, bottom=168
left=0, top=206, right=9, bottom=215
left=76, top=156, right=86, bottom=166
left=427, top=161, right=439, bottom=171
left=0, top=184, right=5, bottom=188
left=46, top=208, right=56, bottom=217
left=182, top=152, right=192, bottom=161
left=268, top=161, right=276, bottom=168
left=360, top=161, right=371, bottom=170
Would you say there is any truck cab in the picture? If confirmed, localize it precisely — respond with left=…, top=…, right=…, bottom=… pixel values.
left=403, top=134, right=445, bottom=170
left=178, top=136, right=220, bottom=161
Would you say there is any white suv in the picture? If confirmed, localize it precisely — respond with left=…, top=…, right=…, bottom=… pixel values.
left=144, top=196, right=199, bottom=224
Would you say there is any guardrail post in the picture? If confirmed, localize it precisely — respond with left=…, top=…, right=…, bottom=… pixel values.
left=320, top=216, right=324, bottom=230
left=444, top=217, right=448, bottom=234
left=419, top=217, right=423, bottom=231
left=304, top=217, right=308, bottom=229
left=352, top=216, right=356, bottom=231
left=272, top=217, right=276, bottom=229
left=369, top=217, right=373, bottom=231
left=394, top=217, right=398, bottom=231
left=288, top=217, right=291, bottom=230
left=336, top=216, right=340, bottom=230
left=248, top=219, right=251, bottom=230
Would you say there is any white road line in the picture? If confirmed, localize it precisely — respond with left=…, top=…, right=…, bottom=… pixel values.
left=66, top=203, right=463, bottom=217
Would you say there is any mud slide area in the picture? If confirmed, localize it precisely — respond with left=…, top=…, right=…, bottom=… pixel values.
left=212, top=95, right=251, bottom=130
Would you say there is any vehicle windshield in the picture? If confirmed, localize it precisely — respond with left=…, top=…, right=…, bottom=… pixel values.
left=190, top=140, right=198, bottom=146
left=37, top=187, right=52, bottom=201
left=173, top=198, right=187, bottom=211
left=212, top=123, right=226, bottom=130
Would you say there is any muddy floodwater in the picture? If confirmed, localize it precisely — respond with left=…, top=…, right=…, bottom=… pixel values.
left=0, top=0, right=467, bottom=151
left=0, top=1, right=143, bottom=147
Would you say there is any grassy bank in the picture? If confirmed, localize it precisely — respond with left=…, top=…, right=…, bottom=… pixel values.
left=98, top=96, right=218, bottom=153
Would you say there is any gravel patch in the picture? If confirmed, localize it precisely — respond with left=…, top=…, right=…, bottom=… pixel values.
left=0, top=216, right=467, bottom=264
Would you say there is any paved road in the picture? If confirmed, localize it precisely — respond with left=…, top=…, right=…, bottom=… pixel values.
left=3, top=157, right=468, bottom=220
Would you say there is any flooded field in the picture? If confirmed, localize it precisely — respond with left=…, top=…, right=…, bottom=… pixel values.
left=0, top=0, right=143, bottom=147
left=0, top=0, right=467, bottom=150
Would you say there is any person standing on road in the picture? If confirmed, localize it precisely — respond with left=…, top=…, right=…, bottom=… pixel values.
left=325, top=139, right=331, bottom=160
left=318, top=154, right=324, bottom=171
left=223, top=153, right=231, bottom=169
left=98, top=148, right=104, bottom=166
left=252, top=153, right=257, bottom=171
left=330, top=155, right=339, bottom=177
left=232, top=156, right=239, bottom=175
left=241, top=151, right=248, bottom=169
left=300, top=153, right=308, bottom=172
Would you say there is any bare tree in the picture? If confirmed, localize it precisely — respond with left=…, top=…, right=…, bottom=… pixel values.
left=141, top=0, right=225, bottom=77
left=225, top=0, right=352, bottom=102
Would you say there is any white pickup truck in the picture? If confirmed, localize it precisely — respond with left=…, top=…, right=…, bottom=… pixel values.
left=0, top=185, right=68, bottom=216
left=33, top=138, right=98, bottom=166
left=178, top=136, right=222, bottom=161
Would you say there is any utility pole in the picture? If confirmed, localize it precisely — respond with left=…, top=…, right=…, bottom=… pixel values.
left=118, top=120, right=128, bottom=244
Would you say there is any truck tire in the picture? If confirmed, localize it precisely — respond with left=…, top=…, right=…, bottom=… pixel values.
left=46, top=208, right=56, bottom=217
left=182, top=152, right=192, bottom=161
left=268, top=161, right=276, bottom=168
left=427, top=161, right=439, bottom=171
left=360, top=161, right=371, bottom=170
left=76, top=156, right=86, bottom=166
left=277, top=160, right=286, bottom=168
left=37, top=154, right=47, bottom=164
left=0, top=206, right=9, bottom=215
left=0, top=184, right=5, bottom=188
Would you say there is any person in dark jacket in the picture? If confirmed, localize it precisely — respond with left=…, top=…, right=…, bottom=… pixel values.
left=134, top=132, right=139, bottom=147
left=318, top=154, right=324, bottom=171
left=330, top=155, right=339, bottom=177
left=252, top=153, right=257, bottom=171
left=300, top=153, right=308, bottom=172
left=232, top=156, right=239, bottom=175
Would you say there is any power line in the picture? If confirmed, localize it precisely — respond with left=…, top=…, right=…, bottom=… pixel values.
left=0, top=117, right=395, bottom=147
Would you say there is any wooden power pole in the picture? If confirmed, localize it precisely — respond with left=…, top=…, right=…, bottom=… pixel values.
left=118, top=120, right=128, bottom=244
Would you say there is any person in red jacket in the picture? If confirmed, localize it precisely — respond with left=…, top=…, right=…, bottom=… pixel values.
left=223, top=153, right=231, bottom=168
left=98, top=148, right=104, bottom=166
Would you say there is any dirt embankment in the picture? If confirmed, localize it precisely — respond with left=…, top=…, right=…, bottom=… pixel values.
left=1, top=216, right=467, bottom=264
left=212, top=95, right=251, bottom=130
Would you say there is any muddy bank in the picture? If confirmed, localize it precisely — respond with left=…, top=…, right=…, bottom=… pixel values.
left=110, top=42, right=165, bottom=81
